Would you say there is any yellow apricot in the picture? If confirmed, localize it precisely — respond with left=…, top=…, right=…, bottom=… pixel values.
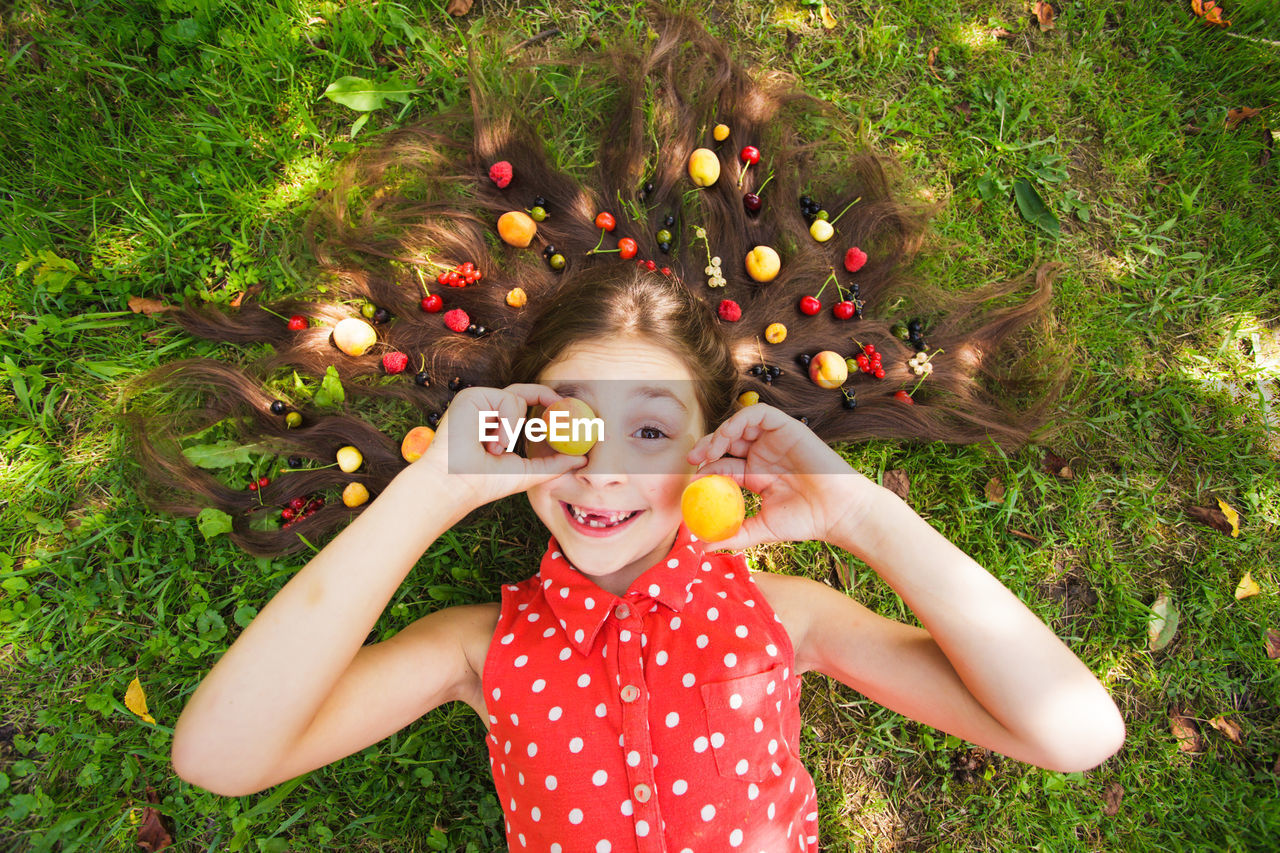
left=497, top=211, right=537, bottom=247
left=738, top=391, right=760, bottom=407
left=764, top=322, right=787, bottom=344
left=342, top=482, right=370, bottom=508
left=681, top=475, right=746, bottom=542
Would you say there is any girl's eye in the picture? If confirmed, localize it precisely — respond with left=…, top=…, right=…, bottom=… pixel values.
left=635, top=425, right=668, bottom=440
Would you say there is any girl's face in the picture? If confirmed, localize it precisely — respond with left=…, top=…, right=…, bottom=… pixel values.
left=525, top=335, right=707, bottom=596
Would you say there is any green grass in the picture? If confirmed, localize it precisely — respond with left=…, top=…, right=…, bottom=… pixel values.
left=3, top=0, right=1280, bottom=849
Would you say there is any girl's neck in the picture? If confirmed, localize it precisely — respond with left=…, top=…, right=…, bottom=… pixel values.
left=573, top=527, right=681, bottom=597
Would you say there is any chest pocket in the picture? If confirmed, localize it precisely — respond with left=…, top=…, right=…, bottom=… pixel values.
left=699, top=664, right=789, bottom=783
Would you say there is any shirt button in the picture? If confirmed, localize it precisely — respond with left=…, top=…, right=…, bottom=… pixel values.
left=614, top=603, right=630, bottom=619
left=633, top=783, right=652, bottom=803
left=620, top=685, right=640, bottom=703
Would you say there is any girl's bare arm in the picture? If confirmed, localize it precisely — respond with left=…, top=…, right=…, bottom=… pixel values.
left=778, top=483, right=1125, bottom=773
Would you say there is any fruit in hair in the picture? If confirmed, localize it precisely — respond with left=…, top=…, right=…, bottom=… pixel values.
left=681, top=474, right=746, bottom=543
left=655, top=228, right=673, bottom=244
left=809, top=219, right=834, bottom=242
left=269, top=400, right=286, bottom=415
left=400, top=426, right=436, bottom=463
left=739, top=145, right=761, bottom=165
left=360, top=301, right=377, bottom=319
left=285, top=412, right=302, bottom=428
left=497, top=210, right=537, bottom=247
left=333, top=318, right=377, bottom=356
left=421, top=294, right=443, bottom=313
left=713, top=123, right=730, bottom=142
left=799, top=296, right=821, bottom=316
left=764, top=322, right=787, bottom=344
left=743, top=193, right=762, bottom=214
left=717, top=299, right=742, bottom=322
left=382, top=352, right=409, bottom=374
left=832, top=300, right=855, bottom=320
left=336, top=446, right=363, bottom=473
left=342, top=482, right=370, bottom=508
left=844, top=246, right=868, bottom=273
left=444, top=308, right=470, bottom=333
left=737, top=390, right=760, bottom=406
left=541, top=397, right=599, bottom=456
left=529, top=206, right=548, bottom=222
left=372, top=307, right=391, bottom=324
left=687, top=148, right=721, bottom=187
left=618, top=237, right=638, bottom=259
left=287, top=314, right=307, bottom=331
left=548, top=253, right=566, bottom=271
left=488, top=161, right=513, bottom=188
left=506, top=287, right=528, bottom=308
left=594, top=211, right=616, bottom=231
left=745, top=245, right=781, bottom=282
left=413, top=371, right=431, bottom=386
left=808, top=350, right=849, bottom=389
left=894, top=390, right=914, bottom=405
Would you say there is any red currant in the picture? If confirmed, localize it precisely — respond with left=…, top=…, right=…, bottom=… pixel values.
left=799, top=296, right=821, bottom=315
left=288, top=497, right=306, bottom=511
left=287, top=315, right=307, bottom=331
left=258, top=476, right=270, bottom=488
left=281, top=507, right=295, bottom=521
left=874, top=368, right=886, bottom=379
left=856, top=354, right=870, bottom=372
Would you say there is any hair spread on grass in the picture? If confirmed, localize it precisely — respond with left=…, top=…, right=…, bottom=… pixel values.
left=127, top=8, right=1064, bottom=555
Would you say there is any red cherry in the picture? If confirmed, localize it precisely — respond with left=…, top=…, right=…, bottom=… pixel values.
left=618, top=237, right=638, bottom=259
left=594, top=211, right=616, bottom=231
left=258, top=476, right=270, bottom=488
left=743, top=193, right=762, bottom=214
left=894, top=390, right=914, bottom=404
left=739, top=145, right=761, bottom=165
left=799, top=296, right=821, bottom=315
left=832, top=301, right=855, bottom=320
left=287, top=314, right=307, bottom=331
left=421, top=294, right=443, bottom=313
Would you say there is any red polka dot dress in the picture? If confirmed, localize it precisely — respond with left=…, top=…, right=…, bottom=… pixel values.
left=482, top=522, right=819, bottom=852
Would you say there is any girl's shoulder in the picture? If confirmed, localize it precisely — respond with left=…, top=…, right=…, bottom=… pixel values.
left=744, top=570, right=825, bottom=675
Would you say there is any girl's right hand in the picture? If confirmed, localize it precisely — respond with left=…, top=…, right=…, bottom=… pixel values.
left=414, top=383, right=587, bottom=513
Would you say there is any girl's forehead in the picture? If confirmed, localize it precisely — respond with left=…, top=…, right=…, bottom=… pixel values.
left=538, top=337, right=695, bottom=383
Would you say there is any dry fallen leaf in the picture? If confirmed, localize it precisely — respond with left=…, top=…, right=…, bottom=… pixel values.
left=1191, top=0, right=1231, bottom=27
left=1148, top=593, right=1179, bottom=652
left=1225, top=107, right=1261, bottom=131
left=127, top=296, right=175, bottom=316
left=927, top=46, right=942, bottom=81
left=989, top=27, right=1015, bottom=40
left=1042, top=449, right=1074, bottom=479
left=445, top=0, right=473, bottom=15
left=1033, top=1, right=1056, bottom=31
left=1102, top=781, right=1124, bottom=817
left=883, top=469, right=910, bottom=501
left=124, top=677, right=156, bottom=724
left=136, top=786, right=173, bottom=852
left=1209, top=715, right=1244, bottom=745
left=984, top=476, right=1006, bottom=503
left=955, top=100, right=973, bottom=121
left=1170, top=708, right=1203, bottom=753
left=1265, top=628, right=1280, bottom=660
left=819, top=0, right=838, bottom=30
left=1217, top=498, right=1241, bottom=537
left=229, top=291, right=244, bottom=309
left=1187, top=504, right=1236, bottom=536
left=1234, top=571, right=1261, bottom=600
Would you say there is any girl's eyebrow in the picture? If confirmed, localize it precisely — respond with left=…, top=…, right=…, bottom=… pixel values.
left=550, top=382, right=688, bottom=413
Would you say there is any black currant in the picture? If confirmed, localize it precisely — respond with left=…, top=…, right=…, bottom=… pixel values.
left=474, top=325, right=487, bottom=337
left=657, top=241, right=671, bottom=254
left=663, top=214, right=676, bottom=227
left=287, top=456, right=303, bottom=468
left=841, top=393, right=858, bottom=410
left=269, top=400, right=286, bottom=415
left=643, top=182, right=654, bottom=196
left=799, top=195, right=812, bottom=209
left=533, top=195, right=547, bottom=207
left=767, top=366, right=781, bottom=378
left=414, top=371, right=431, bottom=386
left=797, top=416, right=809, bottom=426
left=796, top=353, right=812, bottom=367
left=448, top=377, right=465, bottom=392
left=467, top=323, right=477, bottom=334
left=372, top=307, right=391, bottom=324
left=907, top=319, right=923, bottom=337
left=748, top=365, right=764, bottom=376
left=427, top=412, right=441, bottom=429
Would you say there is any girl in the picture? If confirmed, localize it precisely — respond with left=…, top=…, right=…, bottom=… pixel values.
left=138, top=10, right=1123, bottom=849
left=168, top=264, right=1123, bottom=853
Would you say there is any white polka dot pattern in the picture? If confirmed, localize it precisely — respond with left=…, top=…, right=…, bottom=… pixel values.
left=482, top=522, right=818, bottom=852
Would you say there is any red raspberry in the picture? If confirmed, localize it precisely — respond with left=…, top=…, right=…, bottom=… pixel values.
left=444, top=308, right=470, bottom=333
left=382, top=351, right=409, bottom=374
left=717, top=299, right=742, bottom=322
left=844, top=246, right=868, bottom=273
left=488, top=161, right=513, bottom=189
left=287, top=314, right=307, bottom=331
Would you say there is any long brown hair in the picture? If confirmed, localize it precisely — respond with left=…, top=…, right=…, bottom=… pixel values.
left=127, top=8, right=1062, bottom=555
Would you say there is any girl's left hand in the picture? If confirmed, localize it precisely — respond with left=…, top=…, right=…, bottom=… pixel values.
left=686, top=404, right=879, bottom=550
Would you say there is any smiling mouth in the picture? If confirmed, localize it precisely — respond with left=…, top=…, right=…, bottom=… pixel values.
left=562, top=502, right=642, bottom=529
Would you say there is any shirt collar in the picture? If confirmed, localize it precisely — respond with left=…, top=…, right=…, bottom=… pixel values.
left=538, top=522, right=707, bottom=655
